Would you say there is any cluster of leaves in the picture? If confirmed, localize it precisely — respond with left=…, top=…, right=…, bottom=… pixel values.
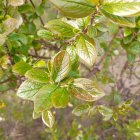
left=1, top=0, right=140, bottom=131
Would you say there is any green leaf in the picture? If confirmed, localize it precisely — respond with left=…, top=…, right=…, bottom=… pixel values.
left=33, top=60, right=46, bottom=68
left=70, top=78, right=105, bottom=102
left=17, top=80, right=44, bottom=101
left=76, top=35, right=97, bottom=67
left=66, top=45, right=78, bottom=66
left=100, top=9, right=136, bottom=28
left=13, top=61, right=32, bottom=76
left=42, top=110, right=55, bottom=128
left=3, top=18, right=18, bottom=35
left=37, top=29, right=53, bottom=40
left=44, top=19, right=78, bottom=38
left=49, top=0, right=96, bottom=18
left=101, top=0, right=140, bottom=17
left=0, top=34, right=6, bottom=46
left=51, top=88, right=69, bottom=108
left=98, top=105, right=113, bottom=121
left=18, top=4, right=34, bottom=13
left=25, top=68, right=49, bottom=83
left=126, top=41, right=140, bottom=55
left=36, top=5, right=44, bottom=16
left=72, top=104, right=90, bottom=116
left=8, top=0, right=24, bottom=6
left=51, top=51, right=71, bottom=83
left=34, top=85, right=57, bottom=112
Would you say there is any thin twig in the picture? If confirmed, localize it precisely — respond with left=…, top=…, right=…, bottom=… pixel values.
left=4, top=45, right=14, bottom=65
left=29, top=54, right=51, bottom=59
left=29, top=0, right=45, bottom=26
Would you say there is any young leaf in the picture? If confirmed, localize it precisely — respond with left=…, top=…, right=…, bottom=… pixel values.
left=0, top=34, right=6, bottom=46
left=76, top=35, right=97, bottom=67
left=70, top=78, right=105, bottom=102
left=51, top=51, right=71, bottom=83
left=44, top=19, right=78, bottom=38
left=42, top=110, right=55, bottom=128
left=13, top=61, right=32, bottom=76
left=34, top=85, right=57, bottom=112
left=51, top=88, right=69, bottom=108
left=66, top=45, right=78, bottom=66
left=101, top=0, right=140, bottom=17
left=98, top=105, right=113, bottom=121
left=25, top=68, right=49, bottom=83
left=49, top=0, right=96, bottom=18
left=33, top=60, right=46, bottom=68
left=8, top=0, right=24, bottom=6
left=3, top=18, right=18, bottom=35
left=126, top=41, right=140, bottom=55
left=72, top=104, right=90, bottom=116
left=37, top=29, right=53, bottom=40
left=100, top=9, right=136, bottom=28
left=17, top=80, right=45, bottom=101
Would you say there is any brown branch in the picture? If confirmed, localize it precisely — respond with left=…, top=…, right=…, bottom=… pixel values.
left=0, top=78, right=10, bottom=84
left=83, top=10, right=97, bottom=34
left=4, top=0, right=8, bottom=18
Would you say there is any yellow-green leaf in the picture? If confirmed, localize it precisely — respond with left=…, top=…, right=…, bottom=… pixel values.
left=37, top=29, right=53, bottom=40
left=8, top=0, right=24, bottom=6
left=25, top=68, right=49, bottom=83
left=17, top=80, right=45, bottom=101
left=3, top=18, right=18, bottom=35
left=44, top=19, right=78, bottom=38
left=101, top=9, right=136, bottom=28
left=70, top=78, right=105, bottom=102
left=0, top=34, right=6, bottom=46
left=72, top=104, right=90, bottom=116
left=51, top=88, right=69, bottom=108
left=42, top=110, right=55, bottom=128
left=13, top=61, right=32, bottom=76
left=34, top=85, right=57, bottom=112
left=76, top=35, right=97, bottom=67
left=51, top=51, right=71, bottom=83
left=49, top=0, right=96, bottom=18
left=101, top=0, right=140, bottom=17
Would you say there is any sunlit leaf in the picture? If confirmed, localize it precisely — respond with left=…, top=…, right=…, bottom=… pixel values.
left=70, top=78, right=105, bottom=102
left=49, top=0, right=96, bottom=18
left=25, top=68, right=49, bottom=83
left=101, top=9, right=136, bottom=28
left=51, top=51, right=71, bottom=83
left=42, top=110, right=55, bottom=128
left=101, top=0, right=140, bottom=17
left=76, top=35, right=97, bottom=67
left=17, top=80, right=45, bottom=101
left=37, top=29, right=53, bottom=40
left=44, top=19, right=78, bottom=38
left=98, top=105, right=113, bottom=121
left=72, top=104, right=90, bottom=116
left=51, top=88, right=69, bottom=108
left=0, top=34, right=6, bottom=46
left=33, top=60, right=46, bottom=68
left=3, top=18, right=18, bottom=35
left=34, top=85, right=57, bottom=112
left=13, top=61, right=32, bottom=76
left=8, top=0, right=24, bottom=6
left=66, top=45, right=78, bottom=66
